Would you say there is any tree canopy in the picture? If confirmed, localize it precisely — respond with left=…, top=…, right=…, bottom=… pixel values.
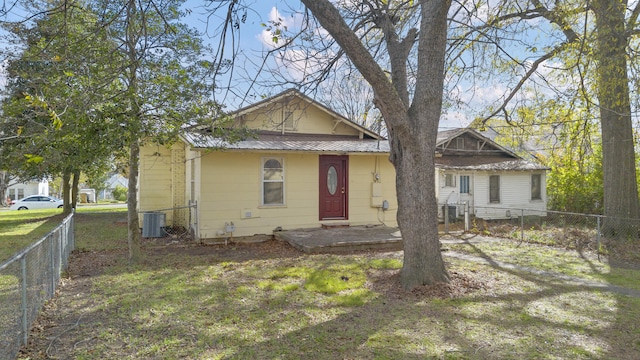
left=456, top=0, right=639, bottom=234
left=0, top=0, right=124, bottom=212
left=0, top=0, right=241, bottom=260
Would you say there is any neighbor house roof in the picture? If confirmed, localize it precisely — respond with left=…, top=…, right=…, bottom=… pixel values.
left=436, top=157, right=549, bottom=171
left=436, top=127, right=519, bottom=157
left=435, top=128, right=549, bottom=171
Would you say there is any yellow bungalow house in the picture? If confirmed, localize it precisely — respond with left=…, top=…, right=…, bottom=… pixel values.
left=138, top=89, right=397, bottom=241
left=138, top=90, right=549, bottom=241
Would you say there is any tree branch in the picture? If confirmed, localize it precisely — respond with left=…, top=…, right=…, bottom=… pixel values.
left=299, top=0, right=408, bottom=130
left=480, top=41, right=572, bottom=124
left=627, top=1, right=640, bottom=31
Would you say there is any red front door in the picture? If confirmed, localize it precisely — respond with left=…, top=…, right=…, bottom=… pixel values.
left=319, top=155, right=348, bottom=220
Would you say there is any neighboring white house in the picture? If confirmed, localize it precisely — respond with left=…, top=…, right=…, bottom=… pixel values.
left=79, top=188, right=96, bottom=203
left=435, top=128, right=549, bottom=220
left=98, top=174, right=128, bottom=200
left=6, top=179, right=49, bottom=201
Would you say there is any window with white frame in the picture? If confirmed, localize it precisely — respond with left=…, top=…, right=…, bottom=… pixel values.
left=489, top=175, right=500, bottom=203
left=460, top=175, right=470, bottom=194
left=262, top=157, right=284, bottom=205
left=445, top=173, right=455, bottom=187
left=531, top=174, right=542, bottom=200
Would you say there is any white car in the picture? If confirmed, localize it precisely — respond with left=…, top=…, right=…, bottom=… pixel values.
left=9, top=195, right=64, bottom=210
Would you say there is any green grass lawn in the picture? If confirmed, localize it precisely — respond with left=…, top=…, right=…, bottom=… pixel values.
left=0, top=206, right=127, bottom=262
left=0, top=208, right=67, bottom=261
left=12, top=211, right=640, bottom=359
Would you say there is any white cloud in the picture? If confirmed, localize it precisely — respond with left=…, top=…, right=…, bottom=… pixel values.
left=440, top=110, right=473, bottom=129
left=257, top=7, right=305, bottom=49
left=256, top=6, right=336, bottom=83
left=454, top=82, right=509, bottom=107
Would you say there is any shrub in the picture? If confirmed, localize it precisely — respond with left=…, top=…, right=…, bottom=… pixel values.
left=111, top=185, right=127, bottom=201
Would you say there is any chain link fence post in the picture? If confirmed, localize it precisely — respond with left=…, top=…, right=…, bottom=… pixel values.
left=444, top=203, right=449, bottom=234
left=596, top=216, right=601, bottom=261
left=464, top=201, right=469, bottom=232
left=520, top=209, right=524, bottom=242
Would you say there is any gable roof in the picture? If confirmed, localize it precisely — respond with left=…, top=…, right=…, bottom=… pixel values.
left=435, top=127, right=549, bottom=171
left=183, top=88, right=389, bottom=154
left=233, top=88, right=384, bottom=141
left=436, top=128, right=519, bottom=157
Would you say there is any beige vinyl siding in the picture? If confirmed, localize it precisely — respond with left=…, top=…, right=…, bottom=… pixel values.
left=171, top=143, right=187, bottom=227
left=196, top=151, right=397, bottom=239
left=139, top=145, right=173, bottom=214
left=239, top=97, right=361, bottom=136
left=347, top=155, right=397, bottom=225
left=197, top=152, right=319, bottom=238
left=139, top=143, right=191, bottom=227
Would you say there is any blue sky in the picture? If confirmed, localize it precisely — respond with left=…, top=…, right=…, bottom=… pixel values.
left=183, top=1, right=315, bottom=109
left=184, top=1, right=551, bottom=130
left=0, top=0, right=558, bottom=131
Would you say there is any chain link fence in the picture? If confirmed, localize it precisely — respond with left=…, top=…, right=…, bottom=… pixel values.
left=0, top=211, right=75, bottom=360
left=442, top=203, right=640, bottom=256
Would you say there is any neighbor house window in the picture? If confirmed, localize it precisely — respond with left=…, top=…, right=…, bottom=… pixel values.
left=17, top=188, right=24, bottom=200
left=456, top=138, right=464, bottom=149
left=489, top=175, right=500, bottom=203
left=531, top=174, right=542, bottom=200
left=460, top=175, right=470, bottom=194
left=262, top=157, right=284, bottom=205
left=445, top=173, right=455, bottom=187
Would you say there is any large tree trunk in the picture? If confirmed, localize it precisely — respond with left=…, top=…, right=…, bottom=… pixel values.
left=127, top=140, right=141, bottom=262
left=393, top=135, right=449, bottom=288
left=0, top=171, right=9, bottom=206
left=396, top=0, right=451, bottom=288
left=301, top=0, right=451, bottom=289
left=593, top=0, right=640, bottom=237
left=125, top=0, right=142, bottom=263
left=71, top=169, right=80, bottom=210
left=62, top=170, right=72, bottom=214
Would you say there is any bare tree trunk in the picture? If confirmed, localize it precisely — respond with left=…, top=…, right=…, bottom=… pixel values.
left=62, top=170, right=72, bottom=214
left=125, top=0, right=142, bottom=263
left=0, top=171, right=9, bottom=206
left=127, top=140, right=141, bottom=262
left=394, top=136, right=449, bottom=287
left=593, top=0, right=640, bottom=238
left=397, top=0, right=451, bottom=288
left=71, top=169, right=80, bottom=210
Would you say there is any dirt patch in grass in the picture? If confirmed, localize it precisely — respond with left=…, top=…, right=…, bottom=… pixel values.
left=605, top=240, right=640, bottom=269
left=368, top=268, right=490, bottom=300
